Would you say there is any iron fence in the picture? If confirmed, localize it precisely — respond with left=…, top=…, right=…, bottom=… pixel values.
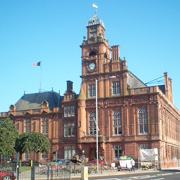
left=0, top=162, right=72, bottom=180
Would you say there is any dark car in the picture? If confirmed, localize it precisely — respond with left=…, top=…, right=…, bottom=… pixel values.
left=21, top=160, right=40, bottom=167
left=0, top=170, right=16, bottom=180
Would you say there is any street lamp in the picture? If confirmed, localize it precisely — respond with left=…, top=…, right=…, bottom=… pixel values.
left=95, top=75, right=116, bottom=173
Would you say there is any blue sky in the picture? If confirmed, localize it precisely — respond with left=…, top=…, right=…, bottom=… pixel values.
left=0, top=0, right=180, bottom=112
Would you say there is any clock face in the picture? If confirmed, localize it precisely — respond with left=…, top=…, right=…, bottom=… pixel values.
left=88, top=63, right=96, bottom=71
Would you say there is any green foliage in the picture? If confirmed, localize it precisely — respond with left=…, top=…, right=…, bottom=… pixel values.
left=15, top=132, right=50, bottom=157
left=25, top=132, right=50, bottom=153
left=0, top=118, right=18, bottom=156
left=14, top=133, right=29, bottom=157
left=15, top=131, right=50, bottom=160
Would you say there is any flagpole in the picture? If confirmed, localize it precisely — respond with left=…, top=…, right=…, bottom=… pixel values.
left=39, top=62, right=42, bottom=92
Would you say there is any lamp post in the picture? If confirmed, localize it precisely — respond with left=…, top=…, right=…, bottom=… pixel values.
left=95, top=75, right=116, bottom=173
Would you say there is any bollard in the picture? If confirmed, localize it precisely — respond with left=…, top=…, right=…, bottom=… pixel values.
left=81, top=166, right=88, bottom=180
left=31, top=160, right=35, bottom=180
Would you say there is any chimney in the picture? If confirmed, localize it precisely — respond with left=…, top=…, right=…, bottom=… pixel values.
left=164, top=72, right=173, bottom=103
left=111, top=45, right=120, bottom=61
left=67, top=80, right=73, bottom=92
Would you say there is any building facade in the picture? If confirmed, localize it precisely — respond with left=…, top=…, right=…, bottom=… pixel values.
left=1, top=12, right=180, bottom=169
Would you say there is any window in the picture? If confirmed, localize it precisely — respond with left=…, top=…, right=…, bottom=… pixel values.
left=113, top=111, right=122, bottom=135
left=114, top=145, right=123, bottom=160
left=89, top=113, right=96, bottom=135
left=89, top=51, right=96, bottom=56
left=89, top=84, right=96, bottom=98
left=64, top=146, right=75, bottom=159
left=24, top=119, right=31, bottom=133
left=41, top=152, right=48, bottom=160
left=41, top=118, right=48, bottom=135
left=16, top=122, right=20, bottom=133
left=112, top=82, right=121, bottom=95
left=139, top=144, right=148, bottom=149
left=139, top=109, right=148, bottom=134
left=24, top=152, right=30, bottom=160
left=64, top=106, right=75, bottom=117
left=64, top=123, right=75, bottom=137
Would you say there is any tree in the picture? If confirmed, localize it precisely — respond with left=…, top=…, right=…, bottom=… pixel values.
left=14, top=133, right=29, bottom=160
left=0, top=118, right=18, bottom=156
left=15, top=132, right=50, bottom=160
left=24, top=132, right=50, bottom=155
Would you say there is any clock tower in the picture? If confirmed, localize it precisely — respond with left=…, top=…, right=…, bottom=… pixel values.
left=81, top=11, right=111, bottom=77
left=78, top=8, right=128, bottom=160
left=80, top=9, right=127, bottom=100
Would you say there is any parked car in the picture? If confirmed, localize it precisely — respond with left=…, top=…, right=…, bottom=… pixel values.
left=91, top=160, right=106, bottom=165
left=0, top=170, right=16, bottom=180
left=21, top=160, right=40, bottom=167
left=56, top=159, right=71, bottom=166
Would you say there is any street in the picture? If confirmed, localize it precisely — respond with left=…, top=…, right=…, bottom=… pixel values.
left=88, top=170, right=180, bottom=180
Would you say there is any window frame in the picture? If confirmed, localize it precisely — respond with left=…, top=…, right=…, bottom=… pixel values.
left=24, top=119, right=31, bottom=133
left=138, top=108, right=148, bottom=134
left=89, top=84, right=96, bottom=98
left=139, top=144, right=149, bottom=149
left=64, top=146, right=75, bottom=159
left=113, top=111, right=122, bottom=136
left=89, top=113, right=96, bottom=136
left=41, top=118, right=48, bottom=135
left=64, top=123, right=75, bottom=137
left=112, top=81, right=121, bottom=96
left=64, top=106, right=75, bottom=117
left=24, top=152, right=30, bottom=160
left=41, top=152, right=48, bottom=160
left=114, top=145, right=123, bottom=160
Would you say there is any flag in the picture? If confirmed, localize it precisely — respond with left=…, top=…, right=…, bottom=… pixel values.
left=92, top=4, right=98, bottom=9
left=33, top=61, right=41, bottom=66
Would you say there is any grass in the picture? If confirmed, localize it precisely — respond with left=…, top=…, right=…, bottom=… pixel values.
left=20, top=166, right=31, bottom=172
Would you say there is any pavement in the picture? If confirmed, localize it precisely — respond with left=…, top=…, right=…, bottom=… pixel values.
left=71, top=168, right=161, bottom=179
left=18, top=167, right=180, bottom=180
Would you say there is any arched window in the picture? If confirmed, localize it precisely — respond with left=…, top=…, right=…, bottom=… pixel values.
left=89, top=51, right=96, bottom=56
left=139, top=109, right=148, bottom=134
left=113, top=111, right=122, bottom=135
left=89, top=113, right=96, bottom=135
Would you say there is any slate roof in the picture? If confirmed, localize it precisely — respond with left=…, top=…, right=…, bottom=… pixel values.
left=127, top=71, right=147, bottom=89
left=15, top=91, right=63, bottom=111
left=86, top=14, right=105, bottom=29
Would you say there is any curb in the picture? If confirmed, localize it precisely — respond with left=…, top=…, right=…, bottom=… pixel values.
left=71, top=170, right=160, bottom=179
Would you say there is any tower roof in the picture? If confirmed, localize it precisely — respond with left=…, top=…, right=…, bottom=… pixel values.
left=86, top=14, right=105, bottom=29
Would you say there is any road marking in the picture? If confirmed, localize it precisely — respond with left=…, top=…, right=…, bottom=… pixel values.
left=95, top=179, right=122, bottom=180
left=159, top=173, right=172, bottom=176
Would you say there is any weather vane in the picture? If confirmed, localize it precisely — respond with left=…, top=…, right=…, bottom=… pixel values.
left=92, top=3, right=98, bottom=16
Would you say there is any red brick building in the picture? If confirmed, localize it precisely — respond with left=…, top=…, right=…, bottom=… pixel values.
left=1, top=12, right=180, bottom=169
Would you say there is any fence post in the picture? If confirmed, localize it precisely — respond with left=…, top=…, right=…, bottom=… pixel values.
left=16, top=153, right=19, bottom=180
left=56, top=164, right=58, bottom=176
left=51, top=165, right=53, bottom=180
left=47, top=165, right=49, bottom=180
left=31, top=160, right=35, bottom=180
